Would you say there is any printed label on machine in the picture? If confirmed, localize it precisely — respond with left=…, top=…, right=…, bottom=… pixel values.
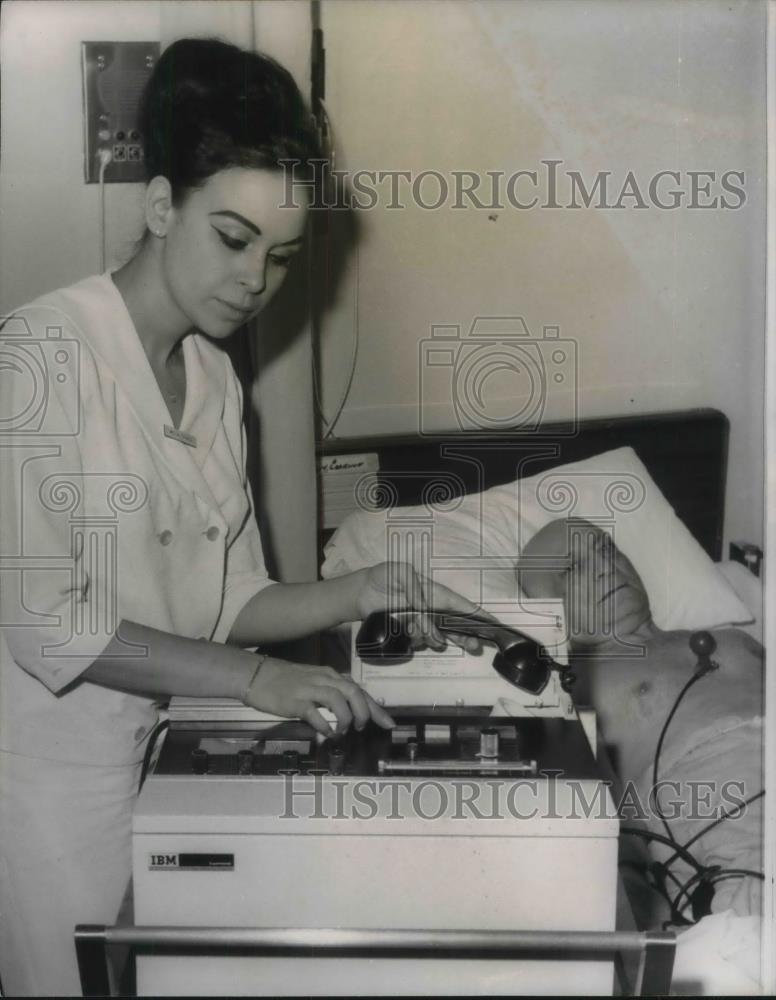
left=148, top=853, right=235, bottom=871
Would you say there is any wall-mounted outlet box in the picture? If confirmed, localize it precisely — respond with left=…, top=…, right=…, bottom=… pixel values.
left=81, top=41, right=160, bottom=184
left=729, top=540, right=763, bottom=577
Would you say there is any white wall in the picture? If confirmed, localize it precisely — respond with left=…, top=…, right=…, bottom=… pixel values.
left=0, top=0, right=313, bottom=316
left=1, top=0, right=766, bottom=550
left=0, top=1, right=160, bottom=309
left=0, top=0, right=318, bottom=584
left=317, top=0, right=766, bottom=549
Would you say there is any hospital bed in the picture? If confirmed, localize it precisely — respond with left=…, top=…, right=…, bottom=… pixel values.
left=76, top=407, right=762, bottom=996
left=314, top=404, right=764, bottom=994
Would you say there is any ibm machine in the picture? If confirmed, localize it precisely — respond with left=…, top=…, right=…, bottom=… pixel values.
left=76, top=602, right=675, bottom=996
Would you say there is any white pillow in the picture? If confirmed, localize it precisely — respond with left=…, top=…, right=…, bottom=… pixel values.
left=322, top=487, right=521, bottom=607
left=717, top=560, right=763, bottom=645
left=483, top=446, right=752, bottom=631
left=322, top=446, right=752, bottom=632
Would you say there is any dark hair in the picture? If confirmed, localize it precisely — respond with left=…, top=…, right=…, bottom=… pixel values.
left=139, top=38, right=321, bottom=201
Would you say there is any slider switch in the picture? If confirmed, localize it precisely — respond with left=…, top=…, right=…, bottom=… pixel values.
left=480, top=727, right=499, bottom=759
left=191, top=748, right=209, bottom=775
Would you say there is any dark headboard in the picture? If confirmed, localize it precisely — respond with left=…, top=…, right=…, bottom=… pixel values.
left=318, top=408, right=729, bottom=561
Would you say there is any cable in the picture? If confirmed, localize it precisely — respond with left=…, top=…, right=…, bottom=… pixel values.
left=662, top=866, right=688, bottom=895
left=310, top=207, right=333, bottom=434
left=619, top=857, right=683, bottom=920
left=651, top=788, right=767, bottom=926
left=625, top=635, right=765, bottom=929
left=314, top=237, right=360, bottom=440
left=317, top=98, right=336, bottom=173
left=97, top=147, right=113, bottom=272
left=670, top=866, right=764, bottom=925
left=663, top=789, right=766, bottom=869
left=620, top=825, right=705, bottom=872
left=621, top=825, right=705, bottom=926
left=664, top=866, right=721, bottom=927
left=645, top=806, right=766, bottom=927
left=322, top=241, right=360, bottom=438
left=307, top=94, right=359, bottom=440
left=708, top=868, right=765, bottom=884
left=651, top=669, right=709, bottom=844
left=138, top=718, right=169, bottom=791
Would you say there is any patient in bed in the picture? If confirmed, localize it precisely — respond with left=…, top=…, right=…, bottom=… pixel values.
left=517, top=517, right=764, bottom=926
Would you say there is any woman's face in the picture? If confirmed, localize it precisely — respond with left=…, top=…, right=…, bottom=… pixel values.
left=160, top=166, right=308, bottom=337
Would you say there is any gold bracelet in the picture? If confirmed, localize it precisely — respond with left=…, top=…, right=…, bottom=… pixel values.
left=242, top=653, right=267, bottom=705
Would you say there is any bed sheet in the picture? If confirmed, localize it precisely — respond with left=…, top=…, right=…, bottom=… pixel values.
left=618, top=565, right=764, bottom=995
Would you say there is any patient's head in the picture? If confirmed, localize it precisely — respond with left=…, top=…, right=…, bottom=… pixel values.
left=517, top=518, right=652, bottom=647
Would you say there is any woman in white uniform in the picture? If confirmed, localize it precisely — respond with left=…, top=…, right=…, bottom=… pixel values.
left=0, top=39, right=480, bottom=995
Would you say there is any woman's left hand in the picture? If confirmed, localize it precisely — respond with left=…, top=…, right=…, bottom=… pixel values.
left=354, top=561, right=488, bottom=654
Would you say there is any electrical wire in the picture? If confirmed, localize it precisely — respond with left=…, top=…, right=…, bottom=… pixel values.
left=624, top=639, right=765, bottom=928
left=308, top=96, right=360, bottom=440
left=310, top=206, right=332, bottom=436
left=663, top=789, right=766, bottom=869
left=311, top=226, right=360, bottom=440
left=665, top=866, right=723, bottom=928
left=619, top=857, right=679, bottom=919
left=138, top=719, right=169, bottom=791
left=651, top=669, right=708, bottom=844
left=620, top=825, right=705, bottom=872
left=670, top=866, right=764, bottom=925
left=321, top=241, right=360, bottom=439
left=621, top=826, right=704, bottom=924
left=97, top=147, right=113, bottom=272
left=317, top=98, right=336, bottom=173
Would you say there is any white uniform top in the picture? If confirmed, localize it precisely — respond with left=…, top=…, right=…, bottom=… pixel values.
left=0, top=273, right=275, bottom=766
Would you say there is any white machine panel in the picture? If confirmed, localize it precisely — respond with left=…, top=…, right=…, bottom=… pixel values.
left=133, top=711, right=618, bottom=995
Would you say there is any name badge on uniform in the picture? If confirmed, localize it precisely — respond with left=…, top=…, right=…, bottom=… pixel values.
left=164, top=424, right=198, bottom=448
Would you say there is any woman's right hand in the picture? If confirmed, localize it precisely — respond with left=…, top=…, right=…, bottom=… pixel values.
left=244, top=658, right=394, bottom=737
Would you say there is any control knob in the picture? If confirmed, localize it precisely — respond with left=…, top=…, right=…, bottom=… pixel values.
left=328, top=747, right=346, bottom=775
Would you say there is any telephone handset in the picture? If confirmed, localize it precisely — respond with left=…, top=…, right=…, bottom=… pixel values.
left=355, top=611, right=576, bottom=695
